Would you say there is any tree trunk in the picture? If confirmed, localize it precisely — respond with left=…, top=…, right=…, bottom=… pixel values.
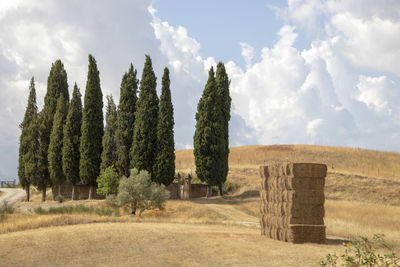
left=218, top=184, right=223, bottom=197
left=41, top=188, right=46, bottom=202
left=138, top=208, right=144, bottom=217
left=88, top=186, right=93, bottom=200
left=131, top=201, right=137, bottom=215
left=25, top=185, right=30, bottom=202
left=58, top=183, right=61, bottom=197
left=71, top=185, right=75, bottom=200
left=206, top=185, right=211, bottom=198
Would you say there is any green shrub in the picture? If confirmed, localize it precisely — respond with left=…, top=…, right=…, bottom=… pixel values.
left=54, top=195, right=65, bottom=203
left=97, top=166, right=120, bottom=196
left=115, top=169, right=170, bottom=216
left=95, top=206, right=113, bottom=216
left=320, top=234, right=399, bottom=266
left=0, top=201, right=14, bottom=222
left=33, top=204, right=113, bottom=216
left=222, top=181, right=240, bottom=194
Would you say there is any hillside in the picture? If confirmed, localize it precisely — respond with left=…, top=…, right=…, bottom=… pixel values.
left=176, top=145, right=400, bottom=205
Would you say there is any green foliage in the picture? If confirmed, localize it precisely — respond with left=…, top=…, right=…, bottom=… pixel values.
left=115, top=169, right=169, bottom=216
left=130, top=55, right=159, bottom=178
left=48, top=94, right=69, bottom=190
left=33, top=204, right=114, bottom=216
left=80, top=54, right=104, bottom=186
left=62, top=83, right=82, bottom=186
left=154, top=67, right=175, bottom=186
left=215, top=62, right=231, bottom=191
left=222, top=181, right=240, bottom=194
left=18, top=78, right=40, bottom=195
left=320, top=234, right=399, bottom=267
left=193, top=67, right=225, bottom=189
left=37, top=60, right=69, bottom=194
left=54, top=195, right=65, bottom=203
left=0, top=201, right=14, bottom=222
left=100, top=95, right=118, bottom=172
left=96, top=166, right=120, bottom=195
left=116, top=64, right=139, bottom=177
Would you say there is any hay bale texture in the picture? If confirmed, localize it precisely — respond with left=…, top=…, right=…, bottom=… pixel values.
left=260, top=163, right=327, bottom=244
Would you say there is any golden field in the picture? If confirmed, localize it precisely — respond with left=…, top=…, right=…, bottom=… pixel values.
left=1, top=145, right=400, bottom=266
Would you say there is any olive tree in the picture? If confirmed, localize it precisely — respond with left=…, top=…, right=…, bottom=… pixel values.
left=107, top=169, right=169, bottom=216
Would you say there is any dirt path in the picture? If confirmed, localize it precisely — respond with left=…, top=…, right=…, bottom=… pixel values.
left=0, top=188, right=25, bottom=205
left=192, top=198, right=260, bottom=227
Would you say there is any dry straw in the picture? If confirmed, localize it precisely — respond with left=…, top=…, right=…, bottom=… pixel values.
left=260, top=163, right=327, bottom=244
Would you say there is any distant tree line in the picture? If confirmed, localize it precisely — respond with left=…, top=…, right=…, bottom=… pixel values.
left=18, top=54, right=231, bottom=202
left=18, top=55, right=175, bottom=201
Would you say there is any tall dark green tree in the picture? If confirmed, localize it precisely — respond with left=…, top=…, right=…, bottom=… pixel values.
left=18, top=77, right=40, bottom=201
left=80, top=54, right=103, bottom=199
left=193, top=67, right=225, bottom=195
left=130, top=55, right=159, bottom=178
left=215, top=62, right=231, bottom=195
left=37, top=60, right=69, bottom=201
left=100, top=94, right=118, bottom=172
left=153, top=67, right=175, bottom=186
left=116, top=64, right=138, bottom=177
left=62, top=83, right=82, bottom=200
left=48, top=94, right=69, bottom=197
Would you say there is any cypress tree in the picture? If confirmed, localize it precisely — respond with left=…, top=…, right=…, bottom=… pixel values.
left=100, top=94, right=118, bottom=172
left=193, top=67, right=225, bottom=195
left=48, top=94, right=69, bottom=197
left=80, top=54, right=103, bottom=199
left=215, top=62, right=231, bottom=195
left=130, top=55, right=159, bottom=178
left=62, top=83, right=82, bottom=200
left=116, top=64, right=138, bottom=177
left=37, top=60, right=69, bottom=201
left=154, top=67, right=175, bottom=186
left=18, top=77, right=40, bottom=201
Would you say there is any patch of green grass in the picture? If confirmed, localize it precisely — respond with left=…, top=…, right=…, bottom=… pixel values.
left=0, top=201, right=14, bottom=222
left=33, top=204, right=115, bottom=216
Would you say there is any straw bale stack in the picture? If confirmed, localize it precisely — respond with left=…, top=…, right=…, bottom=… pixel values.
left=260, top=163, right=327, bottom=244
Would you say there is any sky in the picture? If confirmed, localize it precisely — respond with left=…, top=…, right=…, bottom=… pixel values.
left=1, top=0, right=400, bottom=180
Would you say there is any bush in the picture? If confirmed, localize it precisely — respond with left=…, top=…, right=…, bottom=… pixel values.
left=115, top=168, right=170, bottom=216
left=320, top=234, right=399, bottom=266
left=54, top=195, right=65, bottom=203
left=97, top=166, right=120, bottom=195
left=222, top=181, right=240, bottom=194
left=0, top=201, right=14, bottom=222
left=33, top=204, right=115, bottom=216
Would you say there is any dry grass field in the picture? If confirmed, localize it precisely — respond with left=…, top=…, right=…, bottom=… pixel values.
left=177, top=145, right=400, bottom=205
left=1, top=145, right=400, bottom=266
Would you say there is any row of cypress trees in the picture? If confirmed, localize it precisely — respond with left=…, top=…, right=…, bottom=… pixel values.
left=194, top=63, right=231, bottom=196
left=18, top=54, right=175, bottom=201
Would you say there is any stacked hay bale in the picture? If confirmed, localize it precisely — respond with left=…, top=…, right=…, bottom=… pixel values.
left=260, top=163, right=327, bottom=244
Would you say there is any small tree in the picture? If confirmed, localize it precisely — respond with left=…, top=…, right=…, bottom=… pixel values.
left=110, top=169, right=169, bottom=216
left=96, top=166, right=120, bottom=196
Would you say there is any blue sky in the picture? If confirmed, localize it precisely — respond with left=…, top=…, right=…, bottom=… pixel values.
left=0, top=0, right=400, bottom=180
left=153, top=0, right=286, bottom=67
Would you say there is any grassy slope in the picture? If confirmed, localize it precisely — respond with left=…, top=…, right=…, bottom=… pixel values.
left=0, top=222, right=340, bottom=267
left=176, top=145, right=400, bottom=205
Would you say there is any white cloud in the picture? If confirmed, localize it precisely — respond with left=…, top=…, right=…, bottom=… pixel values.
left=239, top=42, right=254, bottom=68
